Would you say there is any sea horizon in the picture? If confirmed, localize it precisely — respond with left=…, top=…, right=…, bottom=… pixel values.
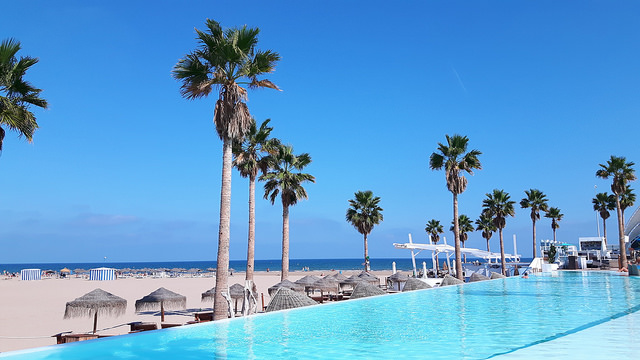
left=0, top=257, right=533, bottom=274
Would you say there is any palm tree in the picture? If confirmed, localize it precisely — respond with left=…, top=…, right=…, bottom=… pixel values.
left=0, top=38, right=48, bottom=153
left=425, top=219, right=444, bottom=269
left=592, top=192, right=615, bottom=246
left=261, top=145, right=314, bottom=281
left=345, top=190, right=384, bottom=271
left=519, top=189, right=549, bottom=259
left=430, top=134, right=482, bottom=280
left=544, top=207, right=564, bottom=243
left=620, top=185, right=636, bottom=219
left=596, top=156, right=636, bottom=269
left=450, top=215, right=474, bottom=263
left=232, top=118, right=280, bottom=284
left=482, top=189, right=516, bottom=275
left=172, top=19, right=280, bottom=320
left=475, top=212, right=496, bottom=252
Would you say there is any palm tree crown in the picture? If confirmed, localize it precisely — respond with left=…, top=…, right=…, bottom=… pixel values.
left=261, top=145, right=315, bottom=207
left=520, top=189, right=549, bottom=258
left=592, top=192, right=615, bottom=221
left=0, top=38, right=48, bottom=152
left=425, top=219, right=444, bottom=244
left=233, top=118, right=280, bottom=181
left=172, top=19, right=280, bottom=142
left=620, top=185, right=636, bottom=214
left=346, top=190, right=384, bottom=271
left=545, top=207, right=564, bottom=242
left=475, top=213, right=496, bottom=252
left=450, top=215, right=474, bottom=244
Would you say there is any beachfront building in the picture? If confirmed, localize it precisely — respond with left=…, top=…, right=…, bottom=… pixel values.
left=626, top=206, right=640, bottom=244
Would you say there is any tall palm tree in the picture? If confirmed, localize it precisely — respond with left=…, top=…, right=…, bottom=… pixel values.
left=430, top=134, right=482, bottom=280
left=482, top=189, right=516, bottom=275
left=596, top=156, right=636, bottom=269
left=425, top=219, right=444, bottom=269
left=261, top=145, right=314, bottom=281
left=0, top=38, right=48, bottom=153
left=544, top=207, right=564, bottom=243
left=172, top=19, right=280, bottom=320
left=450, top=214, right=474, bottom=263
left=592, top=192, right=615, bottom=246
left=345, top=190, right=384, bottom=271
left=232, top=118, right=280, bottom=283
left=475, top=212, right=496, bottom=252
left=519, top=189, right=549, bottom=259
left=620, top=184, right=636, bottom=219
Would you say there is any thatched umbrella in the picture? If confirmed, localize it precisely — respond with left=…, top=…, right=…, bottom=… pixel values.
left=440, top=274, right=464, bottom=286
left=294, top=275, right=321, bottom=287
left=490, top=272, right=506, bottom=279
left=329, top=273, right=348, bottom=281
left=339, top=275, right=364, bottom=291
left=387, top=272, right=409, bottom=290
left=307, top=277, right=339, bottom=301
left=135, top=287, right=186, bottom=322
left=402, top=278, right=432, bottom=292
left=64, top=288, right=127, bottom=334
left=469, top=272, right=490, bottom=282
left=73, top=268, right=86, bottom=274
left=265, top=288, right=317, bottom=312
left=268, top=279, right=304, bottom=296
left=358, top=271, right=380, bottom=285
left=201, top=287, right=215, bottom=302
left=60, top=268, right=71, bottom=274
left=350, top=282, right=386, bottom=299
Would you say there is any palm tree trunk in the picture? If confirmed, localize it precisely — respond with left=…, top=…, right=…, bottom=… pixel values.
left=453, top=193, right=463, bottom=280
left=602, top=217, right=607, bottom=245
left=281, top=203, right=290, bottom=281
left=364, top=233, right=369, bottom=271
left=213, top=136, right=232, bottom=321
left=615, top=195, right=628, bottom=269
left=532, top=218, right=537, bottom=258
left=245, top=176, right=256, bottom=282
left=486, top=236, right=491, bottom=252
left=499, top=228, right=506, bottom=276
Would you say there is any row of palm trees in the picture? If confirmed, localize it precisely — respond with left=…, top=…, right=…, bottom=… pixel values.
left=172, top=20, right=316, bottom=320
left=429, top=134, right=636, bottom=279
left=425, top=188, right=564, bottom=277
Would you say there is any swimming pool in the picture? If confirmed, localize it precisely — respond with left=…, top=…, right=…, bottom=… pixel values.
left=2, top=271, right=639, bottom=359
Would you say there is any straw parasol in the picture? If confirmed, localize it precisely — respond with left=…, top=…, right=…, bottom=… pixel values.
left=388, top=272, right=409, bottom=283
left=60, top=268, right=71, bottom=274
left=308, top=277, right=339, bottom=294
left=490, top=272, right=506, bottom=279
left=135, top=287, right=186, bottom=322
left=201, top=287, right=215, bottom=302
left=358, top=271, right=380, bottom=285
left=64, top=288, right=127, bottom=333
left=339, top=275, right=364, bottom=291
left=294, top=275, right=321, bottom=287
left=329, top=273, right=348, bottom=281
left=350, top=282, right=386, bottom=299
left=268, top=279, right=304, bottom=296
left=469, top=272, right=490, bottom=282
left=402, top=278, right=432, bottom=292
left=265, top=288, right=317, bottom=312
left=440, top=274, right=464, bottom=286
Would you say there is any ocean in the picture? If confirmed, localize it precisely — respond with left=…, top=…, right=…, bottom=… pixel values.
left=0, top=257, right=533, bottom=274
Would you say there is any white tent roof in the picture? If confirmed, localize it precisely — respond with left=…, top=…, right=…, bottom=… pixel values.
left=393, top=242, right=519, bottom=261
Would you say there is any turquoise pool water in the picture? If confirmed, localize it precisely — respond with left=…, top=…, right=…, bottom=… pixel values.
left=2, top=271, right=639, bottom=359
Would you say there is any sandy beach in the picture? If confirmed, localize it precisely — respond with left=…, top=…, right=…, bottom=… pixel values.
left=0, top=269, right=392, bottom=353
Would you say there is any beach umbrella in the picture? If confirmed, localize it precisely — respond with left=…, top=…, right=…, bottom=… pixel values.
left=268, top=279, right=304, bottom=296
left=490, top=272, right=506, bottom=279
left=339, top=275, right=365, bottom=291
left=329, top=273, right=348, bottom=281
left=60, top=268, right=71, bottom=274
left=135, top=287, right=186, bottom=322
left=308, top=277, right=339, bottom=299
left=358, top=271, right=380, bottom=285
left=73, top=268, right=87, bottom=274
left=469, top=272, right=490, bottom=282
left=294, top=275, right=321, bottom=287
left=201, top=287, right=215, bottom=302
left=64, top=289, right=127, bottom=334
left=440, top=274, right=464, bottom=286
left=265, top=288, right=317, bottom=312
left=350, top=282, right=386, bottom=299
left=402, top=278, right=432, bottom=292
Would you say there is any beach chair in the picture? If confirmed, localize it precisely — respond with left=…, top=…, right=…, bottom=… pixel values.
left=128, top=321, right=158, bottom=333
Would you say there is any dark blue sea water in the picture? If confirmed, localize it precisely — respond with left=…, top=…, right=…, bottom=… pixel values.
left=0, top=257, right=533, bottom=274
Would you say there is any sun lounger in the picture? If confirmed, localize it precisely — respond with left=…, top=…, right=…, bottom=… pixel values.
left=128, top=321, right=158, bottom=332
left=54, top=333, right=99, bottom=344
left=161, top=323, right=182, bottom=329
left=194, top=311, right=214, bottom=322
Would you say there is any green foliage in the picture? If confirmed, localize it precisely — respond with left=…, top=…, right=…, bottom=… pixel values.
left=450, top=214, right=474, bottom=243
left=548, top=244, right=557, bottom=263
left=425, top=219, right=444, bottom=244
left=482, top=189, right=516, bottom=230
left=346, top=190, right=384, bottom=237
left=429, top=134, right=482, bottom=195
left=520, top=189, right=548, bottom=222
left=596, top=155, right=636, bottom=196
left=260, top=144, right=315, bottom=207
left=545, top=207, right=564, bottom=230
left=592, top=192, right=615, bottom=221
left=0, top=38, right=48, bottom=151
left=232, top=118, right=280, bottom=180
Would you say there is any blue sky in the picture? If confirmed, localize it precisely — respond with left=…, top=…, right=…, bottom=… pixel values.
left=1, top=1, right=639, bottom=263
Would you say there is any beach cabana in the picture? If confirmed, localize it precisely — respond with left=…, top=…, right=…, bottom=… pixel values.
left=350, top=282, right=386, bottom=299
left=357, top=271, right=380, bottom=285
left=64, top=288, right=127, bottom=333
left=294, top=275, right=321, bottom=287
left=89, top=267, right=116, bottom=281
left=387, top=272, right=409, bottom=291
left=20, top=269, right=41, bottom=281
left=265, top=288, right=317, bottom=312
left=135, top=287, right=186, bottom=322
left=339, top=275, right=365, bottom=292
left=402, top=278, right=431, bottom=292
left=268, top=279, right=304, bottom=296
left=329, top=272, right=348, bottom=281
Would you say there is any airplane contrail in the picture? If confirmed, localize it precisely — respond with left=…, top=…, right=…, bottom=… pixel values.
left=451, top=66, right=468, bottom=93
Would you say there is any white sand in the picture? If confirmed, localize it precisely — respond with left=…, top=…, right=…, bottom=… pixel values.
left=0, top=269, right=391, bottom=353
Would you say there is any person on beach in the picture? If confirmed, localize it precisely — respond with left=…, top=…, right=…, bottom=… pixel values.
left=522, top=272, right=529, bottom=279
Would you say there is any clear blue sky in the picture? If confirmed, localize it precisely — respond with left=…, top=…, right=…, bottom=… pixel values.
left=1, top=1, right=639, bottom=263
